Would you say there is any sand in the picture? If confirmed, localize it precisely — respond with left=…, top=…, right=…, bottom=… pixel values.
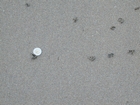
left=0, top=0, right=140, bottom=105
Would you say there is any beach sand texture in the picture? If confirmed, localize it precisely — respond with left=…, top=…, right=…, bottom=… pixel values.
left=0, top=0, right=140, bottom=105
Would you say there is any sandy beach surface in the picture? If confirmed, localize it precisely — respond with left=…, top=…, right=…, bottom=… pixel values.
left=0, top=0, right=140, bottom=105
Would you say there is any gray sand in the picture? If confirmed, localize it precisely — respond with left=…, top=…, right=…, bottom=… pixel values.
left=0, top=0, right=140, bottom=105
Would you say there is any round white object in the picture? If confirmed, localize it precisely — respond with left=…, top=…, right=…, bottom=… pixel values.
left=33, top=48, right=42, bottom=56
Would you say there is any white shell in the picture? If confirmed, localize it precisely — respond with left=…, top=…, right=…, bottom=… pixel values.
left=33, top=48, right=42, bottom=56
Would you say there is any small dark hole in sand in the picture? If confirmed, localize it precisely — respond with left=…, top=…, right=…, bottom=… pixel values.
left=73, top=17, right=78, bottom=23
left=128, top=50, right=135, bottom=55
left=88, top=56, right=96, bottom=61
left=25, top=3, right=30, bottom=7
left=118, top=18, right=124, bottom=24
left=135, top=7, right=140, bottom=10
left=110, top=26, right=116, bottom=30
left=108, top=53, right=114, bottom=58
left=32, top=54, right=37, bottom=59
